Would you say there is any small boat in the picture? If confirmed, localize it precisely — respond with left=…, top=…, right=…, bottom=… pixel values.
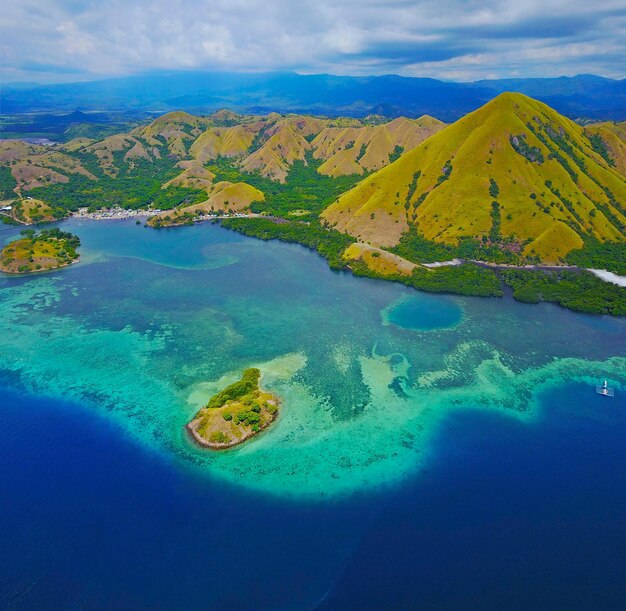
left=596, top=380, right=615, bottom=397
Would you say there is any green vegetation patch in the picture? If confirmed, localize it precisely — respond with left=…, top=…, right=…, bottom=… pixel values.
left=0, top=227, right=81, bottom=274
left=509, top=134, right=545, bottom=164
left=207, top=153, right=364, bottom=221
left=566, top=239, right=626, bottom=275
left=207, top=368, right=261, bottom=408
left=500, top=269, right=626, bottom=316
left=31, top=156, right=204, bottom=214
left=222, top=217, right=356, bottom=269
left=410, top=264, right=502, bottom=297
left=0, top=167, right=18, bottom=200
left=587, top=133, right=616, bottom=167
left=391, top=230, right=523, bottom=265
left=188, top=368, right=280, bottom=449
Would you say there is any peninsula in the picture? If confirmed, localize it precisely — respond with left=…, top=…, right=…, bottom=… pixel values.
left=0, top=228, right=80, bottom=274
left=186, top=368, right=279, bottom=449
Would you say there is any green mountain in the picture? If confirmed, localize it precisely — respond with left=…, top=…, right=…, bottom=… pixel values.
left=322, top=93, right=626, bottom=263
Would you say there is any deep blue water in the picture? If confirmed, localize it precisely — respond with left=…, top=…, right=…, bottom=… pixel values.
left=2, top=382, right=625, bottom=610
left=1, top=219, right=626, bottom=609
left=385, top=293, right=463, bottom=331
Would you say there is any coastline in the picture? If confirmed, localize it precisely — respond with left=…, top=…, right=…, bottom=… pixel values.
left=0, top=256, right=79, bottom=275
left=72, top=207, right=155, bottom=221
left=185, top=405, right=279, bottom=450
left=12, top=210, right=624, bottom=293
left=185, top=372, right=281, bottom=450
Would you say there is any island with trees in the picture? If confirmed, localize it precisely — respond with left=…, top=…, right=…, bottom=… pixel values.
left=186, top=368, right=279, bottom=449
left=0, top=228, right=81, bottom=274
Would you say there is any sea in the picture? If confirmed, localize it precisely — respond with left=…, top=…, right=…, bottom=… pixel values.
left=1, top=219, right=625, bottom=610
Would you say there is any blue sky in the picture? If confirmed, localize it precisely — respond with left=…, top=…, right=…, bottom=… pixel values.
left=2, top=0, right=625, bottom=83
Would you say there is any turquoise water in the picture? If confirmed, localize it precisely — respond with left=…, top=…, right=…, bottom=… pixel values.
left=382, top=292, right=463, bottom=330
left=1, top=219, right=625, bottom=499
left=2, top=219, right=626, bottom=608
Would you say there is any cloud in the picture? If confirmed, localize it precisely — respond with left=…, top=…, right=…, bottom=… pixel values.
left=1, top=0, right=625, bottom=83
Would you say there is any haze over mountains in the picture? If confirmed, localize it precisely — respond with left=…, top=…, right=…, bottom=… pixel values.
left=3, top=72, right=626, bottom=121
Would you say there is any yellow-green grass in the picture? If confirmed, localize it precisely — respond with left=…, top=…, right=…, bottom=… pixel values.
left=323, top=93, right=626, bottom=262
left=0, top=237, right=76, bottom=274
left=314, top=116, right=446, bottom=177
left=162, top=161, right=216, bottom=191
left=148, top=181, right=264, bottom=227
left=240, top=122, right=312, bottom=182
left=186, top=368, right=279, bottom=449
left=190, top=125, right=258, bottom=163
left=585, top=121, right=626, bottom=176
left=343, top=242, right=416, bottom=276
left=12, top=198, right=57, bottom=224
left=134, top=111, right=212, bottom=157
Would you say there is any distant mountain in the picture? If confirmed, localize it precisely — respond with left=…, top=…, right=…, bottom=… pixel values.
left=322, top=93, right=626, bottom=263
left=2, top=72, right=625, bottom=121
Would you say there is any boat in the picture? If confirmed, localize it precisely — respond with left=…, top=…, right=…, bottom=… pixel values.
left=596, top=380, right=615, bottom=397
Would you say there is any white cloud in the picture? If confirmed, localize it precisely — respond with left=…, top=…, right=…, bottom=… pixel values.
left=1, top=0, right=624, bottom=82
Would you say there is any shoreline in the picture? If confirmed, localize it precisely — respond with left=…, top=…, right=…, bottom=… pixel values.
left=71, top=207, right=156, bottom=221
left=185, top=372, right=281, bottom=450
left=0, top=256, right=79, bottom=275
left=16, top=212, right=626, bottom=290
left=185, top=405, right=279, bottom=450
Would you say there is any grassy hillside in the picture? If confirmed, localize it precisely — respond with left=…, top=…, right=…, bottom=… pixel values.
left=0, top=228, right=80, bottom=274
left=240, top=121, right=312, bottom=182
left=585, top=121, right=626, bottom=176
left=190, top=125, right=258, bottom=162
left=314, top=116, right=445, bottom=177
left=322, top=93, right=626, bottom=263
left=148, top=181, right=264, bottom=227
left=0, top=139, right=97, bottom=192
left=0, top=110, right=449, bottom=223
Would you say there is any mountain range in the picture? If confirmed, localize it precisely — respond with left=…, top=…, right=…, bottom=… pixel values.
left=2, top=72, right=625, bottom=122
left=1, top=92, right=624, bottom=268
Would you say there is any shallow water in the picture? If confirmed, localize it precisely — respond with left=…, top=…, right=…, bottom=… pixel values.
left=1, top=219, right=625, bottom=608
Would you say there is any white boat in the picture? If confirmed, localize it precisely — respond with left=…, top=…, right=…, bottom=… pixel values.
left=596, top=380, right=615, bottom=397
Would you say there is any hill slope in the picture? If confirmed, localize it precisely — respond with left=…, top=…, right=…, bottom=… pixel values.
left=322, top=93, right=626, bottom=262
left=240, top=121, right=312, bottom=182
left=314, top=116, right=445, bottom=177
left=584, top=121, right=626, bottom=176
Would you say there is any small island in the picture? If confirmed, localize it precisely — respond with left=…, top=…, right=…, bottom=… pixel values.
left=186, top=368, right=279, bottom=449
left=0, top=228, right=81, bottom=274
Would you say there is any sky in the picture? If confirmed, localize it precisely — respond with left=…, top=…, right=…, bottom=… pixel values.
left=2, top=0, right=625, bottom=84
